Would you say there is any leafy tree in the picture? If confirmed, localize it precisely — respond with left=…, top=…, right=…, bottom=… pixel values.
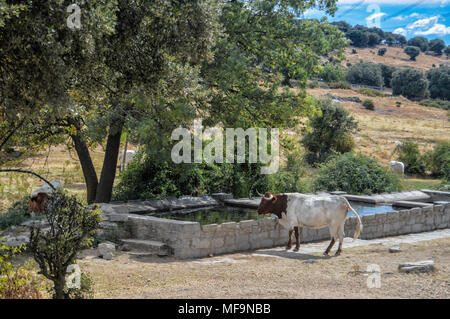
left=444, top=46, right=450, bottom=58
left=379, top=64, right=396, bottom=88
left=312, top=153, right=401, bottom=195
left=427, top=65, right=450, bottom=100
left=29, top=190, right=101, bottom=299
left=346, top=62, right=383, bottom=87
left=397, top=141, right=426, bottom=176
left=407, top=37, right=428, bottom=52
left=302, top=99, right=358, bottom=165
left=318, top=64, right=346, bottom=83
left=429, top=39, right=446, bottom=55
left=367, top=32, right=381, bottom=47
left=391, top=68, right=429, bottom=100
left=425, top=141, right=450, bottom=178
left=378, top=48, right=387, bottom=56
left=404, top=46, right=421, bottom=61
left=347, top=29, right=369, bottom=47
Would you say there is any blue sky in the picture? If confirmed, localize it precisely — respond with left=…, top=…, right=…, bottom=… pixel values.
left=301, top=0, right=450, bottom=45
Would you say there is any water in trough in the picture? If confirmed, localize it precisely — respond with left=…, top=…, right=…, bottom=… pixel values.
left=152, top=201, right=397, bottom=226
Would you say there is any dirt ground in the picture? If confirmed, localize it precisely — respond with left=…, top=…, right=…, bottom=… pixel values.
left=75, top=237, right=450, bottom=299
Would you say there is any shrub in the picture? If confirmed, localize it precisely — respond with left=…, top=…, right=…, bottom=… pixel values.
left=0, top=197, right=30, bottom=230
left=0, top=241, right=47, bottom=299
left=29, top=190, right=101, bottom=299
left=318, top=64, right=346, bottom=83
left=379, top=64, right=396, bottom=88
left=312, top=153, right=401, bottom=195
left=419, top=99, right=450, bottom=111
left=429, top=39, right=445, bottom=55
left=308, top=81, right=319, bottom=88
left=358, top=87, right=384, bottom=97
left=66, top=272, right=94, bottom=299
left=404, top=46, right=420, bottom=61
left=378, top=48, right=387, bottom=56
left=396, top=101, right=401, bottom=108
left=327, top=81, right=351, bottom=89
left=346, top=62, right=383, bottom=87
left=362, top=99, right=375, bottom=110
left=426, top=65, right=450, bottom=100
left=351, top=49, right=357, bottom=54
left=391, top=68, right=429, bottom=100
left=302, top=98, right=358, bottom=166
left=407, top=37, right=428, bottom=52
left=425, top=141, right=450, bottom=179
left=444, top=46, right=450, bottom=58
left=397, top=141, right=426, bottom=176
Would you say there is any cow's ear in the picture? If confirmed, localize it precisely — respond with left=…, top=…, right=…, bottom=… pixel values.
left=272, top=195, right=278, bottom=203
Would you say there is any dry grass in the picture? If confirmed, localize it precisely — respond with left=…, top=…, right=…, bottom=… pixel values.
left=345, top=46, right=450, bottom=70
left=67, top=237, right=450, bottom=299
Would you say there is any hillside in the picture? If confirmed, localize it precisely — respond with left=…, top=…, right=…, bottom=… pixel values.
left=345, top=46, right=450, bottom=70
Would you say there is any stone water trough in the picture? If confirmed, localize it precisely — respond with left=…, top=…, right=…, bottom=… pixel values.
left=96, top=190, right=450, bottom=259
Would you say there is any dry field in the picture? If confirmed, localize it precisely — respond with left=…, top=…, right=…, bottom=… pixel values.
left=69, top=237, right=450, bottom=299
left=344, top=46, right=450, bottom=70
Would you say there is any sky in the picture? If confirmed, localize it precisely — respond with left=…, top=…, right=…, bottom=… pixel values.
left=301, top=0, right=450, bottom=45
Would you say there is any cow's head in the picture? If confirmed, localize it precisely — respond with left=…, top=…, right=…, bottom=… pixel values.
left=257, top=192, right=287, bottom=218
left=29, top=192, right=50, bottom=213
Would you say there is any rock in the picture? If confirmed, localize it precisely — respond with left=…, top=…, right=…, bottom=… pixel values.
left=303, top=259, right=317, bottom=264
left=389, top=246, right=402, bottom=253
left=98, top=242, right=115, bottom=260
left=398, top=260, right=434, bottom=273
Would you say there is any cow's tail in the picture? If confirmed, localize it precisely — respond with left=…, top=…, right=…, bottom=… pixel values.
left=343, top=197, right=363, bottom=241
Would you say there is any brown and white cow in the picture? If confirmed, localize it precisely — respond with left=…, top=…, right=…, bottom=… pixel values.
left=28, top=180, right=62, bottom=213
left=257, top=192, right=363, bottom=256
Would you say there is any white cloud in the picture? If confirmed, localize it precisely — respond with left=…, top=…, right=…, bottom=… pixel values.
left=366, top=12, right=386, bottom=21
left=414, top=23, right=450, bottom=35
left=338, top=0, right=443, bottom=4
left=393, top=28, right=407, bottom=36
left=406, top=16, right=440, bottom=30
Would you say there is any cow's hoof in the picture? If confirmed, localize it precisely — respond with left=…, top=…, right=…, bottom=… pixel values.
left=334, top=251, right=341, bottom=257
left=293, top=247, right=300, bottom=252
left=286, top=246, right=292, bottom=250
left=323, top=251, right=329, bottom=256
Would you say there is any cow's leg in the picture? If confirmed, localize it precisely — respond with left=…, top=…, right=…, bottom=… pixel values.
left=335, top=225, right=345, bottom=256
left=293, top=227, right=300, bottom=252
left=323, top=238, right=336, bottom=256
left=287, top=229, right=293, bottom=250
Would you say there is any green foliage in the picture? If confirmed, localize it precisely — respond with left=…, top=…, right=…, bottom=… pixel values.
left=65, top=272, right=94, bottom=300
left=313, top=153, right=402, bottom=195
left=378, top=48, right=387, bottom=56
left=29, top=190, right=101, bottom=299
left=327, top=81, right=351, bottom=89
left=444, top=46, right=450, bottom=58
left=302, top=98, right=358, bottom=166
left=429, top=39, right=445, bottom=55
left=358, top=87, right=384, bottom=97
left=346, top=62, right=383, bottom=87
left=407, top=37, right=428, bottom=52
left=426, top=65, right=450, bottom=100
left=397, top=141, right=426, bottom=176
left=379, top=64, right=397, bottom=88
left=404, top=46, right=421, bottom=61
left=419, top=99, right=450, bottom=111
left=308, top=81, right=319, bottom=88
left=362, top=99, right=375, bottom=110
left=318, top=64, right=346, bottom=83
left=391, top=68, right=429, bottom=100
left=425, top=142, right=450, bottom=179
left=0, top=240, right=47, bottom=299
left=0, top=197, right=30, bottom=230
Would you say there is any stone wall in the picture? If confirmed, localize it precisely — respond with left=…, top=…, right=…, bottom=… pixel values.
left=115, top=202, right=450, bottom=259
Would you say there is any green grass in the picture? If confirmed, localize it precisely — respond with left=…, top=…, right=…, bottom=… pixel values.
left=401, top=177, right=443, bottom=191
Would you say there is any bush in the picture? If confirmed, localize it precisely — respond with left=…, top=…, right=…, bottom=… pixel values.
left=362, top=99, right=375, bottom=110
left=0, top=197, right=30, bottom=230
left=346, top=62, right=383, bottom=87
left=444, top=46, right=450, bottom=58
left=391, top=68, right=429, bottom=100
left=358, top=87, right=384, bottom=97
left=429, top=39, right=445, bottom=55
left=29, top=190, right=101, bottom=299
left=407, top=37, right=428, bottom=52
left=378, top=48, right=387, bottom=56
left=426, top=65, right=450, bottom=100
left=0, top=241, right=47, bottom=299
left=379, top=64, right=396, bottom=88
left=419, top=99, right=450, bottom=111
left=66, top=271, right=94, bottom=299
left=302, top=98, right=358, bottom=166
left=404, top=46, right=420, bottom=61
left=397, top=141, right=426, bottom=176
left=308, top=81, right=319, bottom=88
left=312, top=153, right=401, bottom=195
left=327, top=81, right=351, bottom=89
left=425, top=141, right=450, bottom=179
left=318, top=64, right=346, bottom=83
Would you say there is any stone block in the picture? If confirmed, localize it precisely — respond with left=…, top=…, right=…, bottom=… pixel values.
left=201, top=224, right=218, bottom=233
left=221, top=222, right=238, bottom=232
left=192, top=238, right=211, bottom=249
left=398, top=260, right=434, bottom=273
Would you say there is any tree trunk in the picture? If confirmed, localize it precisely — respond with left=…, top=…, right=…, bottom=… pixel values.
left=95, top=121, right=124, bottom=203
left=71, top=133, right=99, bottom=204
left=53, top=277, right=66, bottom=299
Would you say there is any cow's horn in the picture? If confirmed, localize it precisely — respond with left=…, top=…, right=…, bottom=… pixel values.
left=264, top=193, right=273, bottom=200
left=256, top=189, right=264, bottom=197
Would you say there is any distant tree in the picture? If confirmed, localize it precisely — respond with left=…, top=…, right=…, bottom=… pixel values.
left=378, top=48, right=387, bottom=56
left=318, top=64, right=346, bottom=83
left=429, top=39, right=446, bottom=55
left=397, top=141, right=426, bottom=176
left=391, top=68, right=429, bottom=100
left=404, top=46, right=421, bottom=61
left=367, top=32, right=381, bottom=47
left=347, top=29, right=369, bottom=47
left=346, top=62, right=383, bottom=87
left=302, top=99, right=358, bottom=166
left=407, top=37, right=429, bottom=52
left=331, top=21, right=352, bottom=33
left=379, top=64, right=396, bottom=88
left=445, top=46, right=450, bottom=58
left=427, top=65, right=450, bottom=100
